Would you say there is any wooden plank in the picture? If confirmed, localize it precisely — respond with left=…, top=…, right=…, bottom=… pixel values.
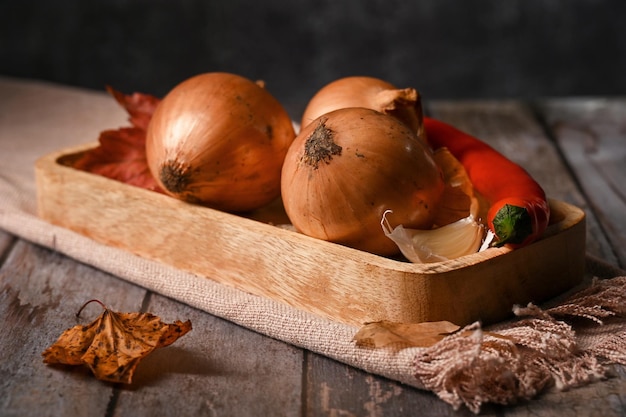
left=0, top=230, right=16, bottom=262
left=0, top=239, right=305, bottom=417
left=425, top=100, right=618, bottom=265
left=303, top=352, right=496, bottom=417
left=536, top=98, right=626, bottom=268
left=2, top=241, right=621, bottom=417
left=501, top=376, right=626, bottom=417
left=303, top=352, right=626, bottom=417
left=112, top=293, right=304, bottom=417
left=0, top=240, right=147, bottom=417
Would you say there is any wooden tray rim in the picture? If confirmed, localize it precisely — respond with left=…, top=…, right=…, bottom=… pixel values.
left=36, top=143, right=585, bottom=275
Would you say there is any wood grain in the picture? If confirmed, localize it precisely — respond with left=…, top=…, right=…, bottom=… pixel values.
left=112, top=293, right=304, bottom=417
left=537, top=98, right=626, bottom=269
left=0, top=240, right=305, bottom=417
left=2, top=78, right=625, bottom=416
left=0, top=230, right=15, bottom=262
left=304, top=352, right=490, bottom=417
left=0, top=240, right=147, bottom=417
left=2, top=238, right=623, bottom=417
left=35, top=147, right=586, bottom=327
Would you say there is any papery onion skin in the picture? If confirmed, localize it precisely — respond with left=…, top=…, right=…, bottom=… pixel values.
left=146, top=72, right=296, bottom=212
left=301, top=76, right=424, bottom=138
left=281, top=107, right=445, bottom=256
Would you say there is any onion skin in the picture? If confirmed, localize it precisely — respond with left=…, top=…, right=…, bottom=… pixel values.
left=282, top=107, right=445, bottom=256
left=301, top=76, right=424, bottom=138
left=146, top=72, right=295, bottom=212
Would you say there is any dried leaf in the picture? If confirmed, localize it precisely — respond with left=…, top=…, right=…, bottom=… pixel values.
left=105, top=85, right=160, bottom=131
left=42, top=300, right=192, bottom=384
left=73, top=87, right=164, bottom=192
left=353, top=320, right=460, bottom=348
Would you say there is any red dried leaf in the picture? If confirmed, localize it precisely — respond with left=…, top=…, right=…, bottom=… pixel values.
left=106, top=85, right=160, bottom=130
left=74, top=87, right=163, bottom=192
left=74, top=127, right=162, bottom=191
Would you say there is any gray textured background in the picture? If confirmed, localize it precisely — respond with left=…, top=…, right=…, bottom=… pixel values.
left=2, top=0, right=625, bottom=118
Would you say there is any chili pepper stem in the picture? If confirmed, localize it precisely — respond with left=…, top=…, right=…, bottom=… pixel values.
left=491, top=204, right=533, bottom=247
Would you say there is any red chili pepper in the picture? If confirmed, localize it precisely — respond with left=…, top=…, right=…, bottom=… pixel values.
left=423, top=117, right=550, bottom=248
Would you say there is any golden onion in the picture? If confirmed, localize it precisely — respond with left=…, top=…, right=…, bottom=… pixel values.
left=301, top=76, right=424, bottom=139
left=146, top=72, right=295, bottom=212
left=281, top=107, right=445, bottom=256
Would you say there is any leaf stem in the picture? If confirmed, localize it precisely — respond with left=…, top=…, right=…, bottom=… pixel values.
left=76, top=299, right=107, bottom=318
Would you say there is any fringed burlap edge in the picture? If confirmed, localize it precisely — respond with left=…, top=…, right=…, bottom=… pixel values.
left=413, top=273, right=626, bottom=414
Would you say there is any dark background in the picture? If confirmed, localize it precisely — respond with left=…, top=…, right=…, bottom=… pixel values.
left=2, top=0, right=625, bottom=118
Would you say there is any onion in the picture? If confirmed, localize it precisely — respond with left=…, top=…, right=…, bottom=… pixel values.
left=146, top=72, right=295, bottom=212
left=281, top=107, right=445, bottom=256
left=300, top=76, right=424, bottom=139
left=381, top=148, right=485, bottom=263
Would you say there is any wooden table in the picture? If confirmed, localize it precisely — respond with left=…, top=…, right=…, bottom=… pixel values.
left=1, top=78, right=625, bottom=416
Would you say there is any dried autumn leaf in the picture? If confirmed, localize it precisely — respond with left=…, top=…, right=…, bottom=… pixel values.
left=73, top=87, right=164, bottom=192
left=353, top=320, right=460, bottom=348
left=73, top=127, right=162, bottom=191
left=42, top=299, right=192, bottom=384
left=106, top=85, right=160, bottom=131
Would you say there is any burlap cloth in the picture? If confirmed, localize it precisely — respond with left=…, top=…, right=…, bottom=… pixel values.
left=1, top=77, right=624, bottom=413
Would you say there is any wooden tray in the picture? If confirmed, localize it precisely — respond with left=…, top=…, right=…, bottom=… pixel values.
left=35, top=144, right=586, bottom=327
